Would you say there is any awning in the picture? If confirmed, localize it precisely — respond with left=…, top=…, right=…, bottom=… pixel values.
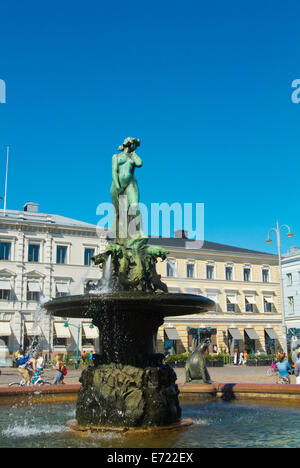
left=56, top=283, right=69, bottom=294
left=227, top=295, right=238, bottom=304
left=25, top=322, right=41, bottom=336
left=0, top=322, right=11, bottom=336
left=82, top=323, right=99, bottom=339
left=245, top=328, right=260, bottom=340
left=54, top=322, right=71, bottom=339
left=27, top=282, right=41, bottom=292
left=287, top=323, right=300, bottom=330
left=245, top=296, right=256, bottom=304
left=264, top=296, right=274, bottom=303
left=0, top=280, right=11, bottom=290
left=168, top=288, right=181, bottom=293
left=265, top=328, right=279, bottom=340
left=164, top=328, right=180, bottom=340
left=185, top=288, right=201, bottom=295
left=228, top=328, right=243, bottom=340
left=157, top=331, right=163, bottom=341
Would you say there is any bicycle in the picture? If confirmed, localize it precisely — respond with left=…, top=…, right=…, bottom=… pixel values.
left=9, top=370, right=52, bottom=387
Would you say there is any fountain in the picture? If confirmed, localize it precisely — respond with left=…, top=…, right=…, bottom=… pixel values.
left=44, top=137, right=215, bottom=431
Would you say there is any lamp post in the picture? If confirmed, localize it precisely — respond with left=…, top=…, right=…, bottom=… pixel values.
left=64, top=321, right=95, bottom=369
left=266, top=220, right=294, bottom=355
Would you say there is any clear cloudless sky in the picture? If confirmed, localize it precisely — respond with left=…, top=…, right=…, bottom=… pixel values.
left=0, top=0, right=300, bottom=255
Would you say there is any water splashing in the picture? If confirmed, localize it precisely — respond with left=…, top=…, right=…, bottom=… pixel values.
left=71, top=263, right=94, bottom=295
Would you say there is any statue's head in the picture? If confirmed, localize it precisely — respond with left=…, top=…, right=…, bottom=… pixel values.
left=118, top=137, right=140, bottom=153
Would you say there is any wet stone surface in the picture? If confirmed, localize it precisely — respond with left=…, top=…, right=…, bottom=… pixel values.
left=76, top=363, right=181, bottom=427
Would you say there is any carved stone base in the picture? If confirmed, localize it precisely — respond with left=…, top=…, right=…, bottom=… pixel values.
left=76, top=363, right=181, bottom=427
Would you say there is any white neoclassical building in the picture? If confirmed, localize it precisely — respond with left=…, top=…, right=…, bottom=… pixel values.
left=0, top=202, right=107, bottom=362
left=281, top=246, right=300, bottom=351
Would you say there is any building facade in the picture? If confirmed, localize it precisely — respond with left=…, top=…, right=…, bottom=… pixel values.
left=281, top=246, right=300, bottom=352
left=150, top=235, right=283, bottom=356
left=0, top=202, right=106, bottom=363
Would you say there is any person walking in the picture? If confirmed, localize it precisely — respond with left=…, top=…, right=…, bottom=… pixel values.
left=238, top=352, right=244, bottom=365
left=294, top=353, right=300, bottom=385
left=276, top=353, right=292, bottom=384
left=52, top=354, right=65, bottom=385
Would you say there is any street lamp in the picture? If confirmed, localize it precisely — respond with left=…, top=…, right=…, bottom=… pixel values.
left=266, top=221, right=294, bottom=355
left=64, top=321, right=95, bottom=369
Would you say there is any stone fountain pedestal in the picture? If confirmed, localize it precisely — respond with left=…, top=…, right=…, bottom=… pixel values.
left=45, top=291, right=214, bottom=429
left=77, top=362, right=181, bottom=427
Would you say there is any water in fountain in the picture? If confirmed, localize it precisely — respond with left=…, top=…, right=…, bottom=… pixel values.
left=70, top=263, right=94, bottom=296
left=89, top=255, right=114, bottom=295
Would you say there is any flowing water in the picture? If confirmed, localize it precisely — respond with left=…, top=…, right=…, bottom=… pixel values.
left=1, top=399, right=300, bottom=448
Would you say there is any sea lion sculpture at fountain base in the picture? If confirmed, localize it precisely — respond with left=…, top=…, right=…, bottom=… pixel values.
left=185, top=336, right=212, bottom=385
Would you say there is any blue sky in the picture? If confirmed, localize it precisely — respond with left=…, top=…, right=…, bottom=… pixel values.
left=0, top=0, right=300, bottom=255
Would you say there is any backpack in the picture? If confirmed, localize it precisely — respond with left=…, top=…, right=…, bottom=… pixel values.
left=61, top=364, right=67, bottom=376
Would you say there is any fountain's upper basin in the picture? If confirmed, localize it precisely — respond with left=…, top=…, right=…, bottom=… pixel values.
left=44, top=292, right=215, bottom=319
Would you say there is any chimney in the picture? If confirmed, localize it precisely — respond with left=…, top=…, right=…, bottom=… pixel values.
left=23, top=202, right=39, bottom=213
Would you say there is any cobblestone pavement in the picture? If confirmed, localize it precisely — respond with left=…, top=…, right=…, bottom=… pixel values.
left=0, top=365, right=296, bottom=387
left=175, top=365, right=296, bottom=385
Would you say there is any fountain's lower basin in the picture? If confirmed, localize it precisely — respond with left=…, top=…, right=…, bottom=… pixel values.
left=2, top=399, right=300, bottom=448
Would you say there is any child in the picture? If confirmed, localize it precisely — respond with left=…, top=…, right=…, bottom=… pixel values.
left=52, top=354, right=65, bottom=385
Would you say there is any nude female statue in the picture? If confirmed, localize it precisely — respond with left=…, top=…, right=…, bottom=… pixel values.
left=111, top=137, right=144, bottom=239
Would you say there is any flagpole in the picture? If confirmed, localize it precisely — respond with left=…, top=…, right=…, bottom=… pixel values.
left=3, top=146, right=9, bottom=215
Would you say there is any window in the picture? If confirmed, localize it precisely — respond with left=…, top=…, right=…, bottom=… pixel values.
left=84, top=248, right=95, bottom=266
left=226, top=295, right=236, bottom=312
left=243, top=268, right=251, bottom=282
left=56, top=283, right=69, bottom=298
left=0, top=289, right=10, bottom=300
left=0, top=242, right=11, bottom=260
left=53, top=322, right=70, bottom=347
left=288, top=296, right=295, bottom=315
left=206, top=265, right=214, bottom=280
left=262, top=269, right=269, bottom=283
left=27, top=290, right=40, bottom=302
left=28, top=244, right=40, bottom=263
left=264, top=297, right=273, bottom=313
left=27, top=282, right=41, bottom=302
left=166, top=259, right=176, bottom=277
left=56, top=246, right=67, bottom=264
left=245, top=296, right=254, bottom=313
left=287, top=273, right=293, bottom=286
left=186, top=263, right=194, bottom=278
left=225, top=266, right=233, bottom=281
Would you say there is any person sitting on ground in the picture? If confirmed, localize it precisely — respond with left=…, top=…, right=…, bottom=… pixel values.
left=276, top=352, right=292, bottom=384
left=52, top=354, right=65, bottom=385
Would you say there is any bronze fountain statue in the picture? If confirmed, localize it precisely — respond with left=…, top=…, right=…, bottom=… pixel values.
left=44, top=138, right=215, bottom=431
